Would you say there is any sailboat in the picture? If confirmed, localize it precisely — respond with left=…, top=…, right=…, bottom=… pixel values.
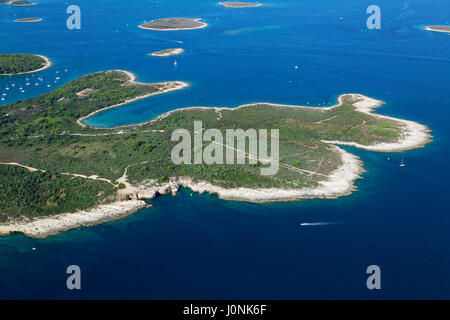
left=400, top=157, right=406, bottom=167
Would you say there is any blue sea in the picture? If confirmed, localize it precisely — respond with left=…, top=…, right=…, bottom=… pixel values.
left=0, top=0, right=449, bottom=299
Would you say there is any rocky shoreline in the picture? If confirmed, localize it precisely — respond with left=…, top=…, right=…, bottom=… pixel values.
left=0, top=146, right=362, bottom=238
left=321, top=94, right=432, bottom=152
left=0, top=200, right=149, bottom=239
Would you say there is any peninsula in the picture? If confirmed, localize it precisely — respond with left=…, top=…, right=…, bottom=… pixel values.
left=219, top=2, right=262, bottom=8
left=425, top=25, right=450, bottom=33
left=0, top=54, right=52, bottom=75
left=0, top=68, right=432, bottom=238
left=139, top=18, right=207, bottom=31
left=151, top=48, right=185, bottom=57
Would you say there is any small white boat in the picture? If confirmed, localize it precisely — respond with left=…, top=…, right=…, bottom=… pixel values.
left=11, top=83, right=15, bottom=87
left=5, top=87, right=9, bottom=90
left=56, top=77, right=60, bottom=80
left=26, top=83, right=30, bottom=86
left=47, top=84, right=51, bottom=87
left=173, top=60, right=178, bottom=66
left=400, top=157, right=406, bottom=167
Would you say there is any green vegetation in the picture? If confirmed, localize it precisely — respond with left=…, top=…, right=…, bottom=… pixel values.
left=368, top=127, right=399, bottom=138
left=376, top=121, right=398, bottom=129
left=0, top=70, right=407, bottom=221
left=0, top=54, right=45, bottom=75
left=0, top=164, right=115, bottom=222
left=0, top=70, right=165, bottom=137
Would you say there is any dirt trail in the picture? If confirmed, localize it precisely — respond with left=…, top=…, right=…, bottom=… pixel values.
left=0, top=162, right=115, bottom=185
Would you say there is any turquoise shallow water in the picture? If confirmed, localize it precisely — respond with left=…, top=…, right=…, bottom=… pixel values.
left=0, top=0, right=450, bottom=299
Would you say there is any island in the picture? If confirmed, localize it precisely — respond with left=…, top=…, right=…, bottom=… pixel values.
left=0, top=0, right=35, bottom=5
left=219, top=2, right=262, bottom=8
left=150, top=48, right=185, bottom=57
left=11, top=0, right=36, bottom=6
left=425, top=26, right=450, bottom=33
left=0, top=70, right=432, bottom=238
left=0, top=54, right=52, bottom=75
left=139, top=18, right=207, bottom=31
left=14, top=18, right=42, bottom=23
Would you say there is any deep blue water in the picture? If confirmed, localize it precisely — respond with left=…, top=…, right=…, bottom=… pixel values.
left=0, top=0, right=449, bottom=299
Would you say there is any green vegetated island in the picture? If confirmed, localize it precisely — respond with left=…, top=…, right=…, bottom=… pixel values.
left=219, top=2, right=262, bottom=8
left=0, top=54, right=51, bottom=75
left=425, top=25, right=450, bottom=33
left=0, top=69, right=432, bottom=238
left=139, top=18, right=207, bottom=31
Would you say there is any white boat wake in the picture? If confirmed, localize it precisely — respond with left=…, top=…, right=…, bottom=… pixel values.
left=300, top=222, right=345, bottom=227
